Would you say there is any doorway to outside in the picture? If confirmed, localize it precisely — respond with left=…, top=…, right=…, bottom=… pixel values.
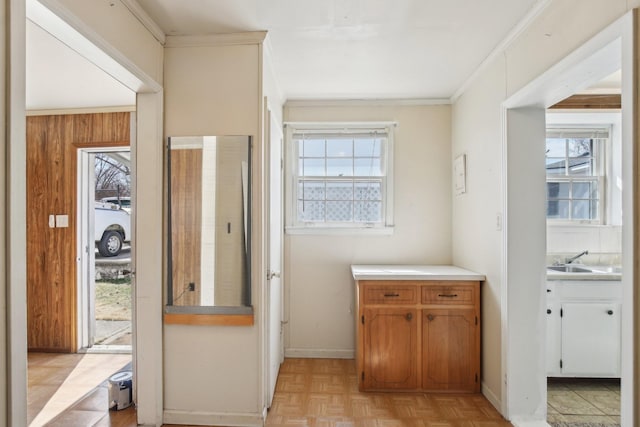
left=78, top=148, right=133, bottom=353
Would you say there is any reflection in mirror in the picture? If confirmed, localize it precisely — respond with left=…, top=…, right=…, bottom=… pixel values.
left=167, top=136, right=251, bottom=310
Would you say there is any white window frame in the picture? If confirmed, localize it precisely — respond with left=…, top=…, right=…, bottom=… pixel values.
left=284, top=122, right=395, bottom=235
left=545, top=126, right=609, bottom=225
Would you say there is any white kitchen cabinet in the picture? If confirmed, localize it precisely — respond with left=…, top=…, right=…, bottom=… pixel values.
left=546, top=280, right=621, bottom=378
left=560, top=303, right=620, bottom=376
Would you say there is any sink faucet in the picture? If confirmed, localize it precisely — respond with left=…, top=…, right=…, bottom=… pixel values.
left=565, top=250, right=589, bottom=264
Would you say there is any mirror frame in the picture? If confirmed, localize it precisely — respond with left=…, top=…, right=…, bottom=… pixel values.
left=165, top=136, right=253, bottom=319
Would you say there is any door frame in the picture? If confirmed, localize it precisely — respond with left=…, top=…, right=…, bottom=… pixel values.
left=264, top=101, right=285, bottom=408
left=8, top=1, right=165, bottom=425
left=77, top=147, right=132, bottom=352
left=500, top=13, right=637, bottom=425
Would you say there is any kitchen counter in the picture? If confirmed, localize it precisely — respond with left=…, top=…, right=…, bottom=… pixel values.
left=546, top=265, right=622, bottom=281
left=351, top=265, right=485, bottom=281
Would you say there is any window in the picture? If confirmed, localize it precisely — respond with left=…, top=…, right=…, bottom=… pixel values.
left=545, top=128, right=608, bottom=222
left=285, top=123, right=394, bottom=232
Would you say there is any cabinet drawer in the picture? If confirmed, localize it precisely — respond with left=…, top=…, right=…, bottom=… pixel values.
left=422, top=285, right=476, bottom=305
left=364, top=286, right=417, bottom=304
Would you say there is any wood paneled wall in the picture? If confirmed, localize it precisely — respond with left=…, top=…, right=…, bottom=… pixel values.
left=27, top=112, right=130, bottom=352
left=170, top=149, right=203, bottom=306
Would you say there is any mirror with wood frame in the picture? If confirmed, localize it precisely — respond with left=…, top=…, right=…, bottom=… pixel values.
left=166, top=135, right=251, bottom=313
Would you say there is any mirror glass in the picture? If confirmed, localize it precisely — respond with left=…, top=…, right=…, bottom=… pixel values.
left=167, top=136, right=251, bottom=310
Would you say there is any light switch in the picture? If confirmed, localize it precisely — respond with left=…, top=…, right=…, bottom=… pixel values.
left=56, top=214, right=69, bottom=228
left=48, top=215, right=55, bottom=228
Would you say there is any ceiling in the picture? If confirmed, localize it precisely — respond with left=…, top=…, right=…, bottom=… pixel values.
left=135, top=0, right=543, bottom=100
left=27, top=0, right=550, bottom=109
left=28, top=0, right=622, bottom=111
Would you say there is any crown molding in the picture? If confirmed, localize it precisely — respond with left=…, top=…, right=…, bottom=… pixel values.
left=450, top=0, right=552, bottom=103
left=165, top=31, right=268, bottom=48
left=120, top=0, right=166, bottom=45
left=284, top=98, right=451, bottom=108
left=26, top=105, right=136, bottom=116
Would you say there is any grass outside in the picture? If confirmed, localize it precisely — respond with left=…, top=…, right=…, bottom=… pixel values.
left=95, top=279, right=131, bottom=321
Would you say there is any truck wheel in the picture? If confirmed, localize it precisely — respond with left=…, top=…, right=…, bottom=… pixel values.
left=98, top=230, right=123, bottom=257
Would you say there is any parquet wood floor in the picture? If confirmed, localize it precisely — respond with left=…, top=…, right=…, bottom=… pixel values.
left=44, top=357, right=512, bottom=426
left=265, top=358, right=512, bottom=427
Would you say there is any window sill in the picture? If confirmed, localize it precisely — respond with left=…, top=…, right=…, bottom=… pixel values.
left=164, top=305, right=254, bottom=326
left=286, top=225, right=394, bottom=236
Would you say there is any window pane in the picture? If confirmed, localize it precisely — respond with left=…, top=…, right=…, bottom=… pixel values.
left=546, top=158, right=566, bottom=175
left=355, top=138, right=382, bottom=157
left=298, top=200, right=325, bottom=221
left=547, top=182, right=569, bottom=199
left=355, top=181, right=382, bottom=201
left=568, top=157, right=593, bottom=175
left=568, top=138, right=592, bottom=157
left=326, top=182, right=353, bottom=200
left=326, top=201, right=353, bottom=222
left=300, top=158, right=325, bottom=176
left=572, top=181, right=596, bottom=199
left=300, top=139, right=325, bottom=157
left=546, top=138, right=566, bottom=157
left=355, top=201, right=382, bottom=222
left=547, top=200, right=569, bottom=218
left=354, top=158, right=382, bottom=176
left=327, top=139, right=353, bottom=157
left=299, top=181, right=325, bottom=200
left=326, top=158, right=352, bottom=176
left=572, top=200, right=593, bottom=220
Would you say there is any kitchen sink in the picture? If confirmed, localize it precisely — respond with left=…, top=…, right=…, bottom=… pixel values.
left=547, top=265, right=593, bottom=273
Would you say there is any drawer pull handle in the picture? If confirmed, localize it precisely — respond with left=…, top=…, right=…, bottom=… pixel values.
left=607, top=310, right=614, bottom=315
left=406, top=313, right=413, bottom=321
left=438, top=294, right=458, bottom=298
left=384, top=293, right=400, bottom=297
left=427, top=314, right=434, bottom=321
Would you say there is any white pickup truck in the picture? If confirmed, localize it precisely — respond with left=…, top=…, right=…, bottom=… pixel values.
left=95, top=201, right=131, bottom=257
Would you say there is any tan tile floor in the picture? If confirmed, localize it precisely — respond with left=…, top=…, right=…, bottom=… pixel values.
left=547, top=378, right=621, bottom=425
left=265, top=358, right=512, bottom=427
left=37, top=357, right=513, bottom=427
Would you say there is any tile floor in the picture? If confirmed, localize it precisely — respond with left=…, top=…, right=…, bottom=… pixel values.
left=265, top=358, right=512, bottom=426
left=547, top=378, right=620, bottom=426
left=39, top=357, right=513, bottom=427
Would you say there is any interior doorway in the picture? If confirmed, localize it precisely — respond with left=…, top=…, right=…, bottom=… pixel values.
left=78, top=149, right=133, bottom=352
left=501, top=14, right=635, bottom=424
left=544, top=105, right=623, bottom=425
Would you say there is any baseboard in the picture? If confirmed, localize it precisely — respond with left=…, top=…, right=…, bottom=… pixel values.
left=481, top=381, right=502, bottom=414
left=284, top=348, right=354, bottom=359
left=163, top=409, right=264, bottom=426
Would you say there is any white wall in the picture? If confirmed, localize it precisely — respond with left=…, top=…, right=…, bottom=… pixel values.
left=452, top=0, right=639, bottom=421
left=283, top=102, right=452, bottom=358
left=451, top=58, right=507, bottom=408
left=163, top=37, right=265, bottom=426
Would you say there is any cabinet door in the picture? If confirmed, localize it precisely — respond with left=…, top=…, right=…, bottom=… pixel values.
left=561, top=303, right=621, bottom=377
left=422, top=308, right=479, bottom=392
left=363, top=307, right=418, bottom=390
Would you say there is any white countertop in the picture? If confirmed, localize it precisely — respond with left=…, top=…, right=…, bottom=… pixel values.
left=351, top=265, right=486, bottom=281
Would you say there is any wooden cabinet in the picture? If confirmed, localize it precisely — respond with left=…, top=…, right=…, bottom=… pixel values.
left=356, top=279, right=481, bottom=393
